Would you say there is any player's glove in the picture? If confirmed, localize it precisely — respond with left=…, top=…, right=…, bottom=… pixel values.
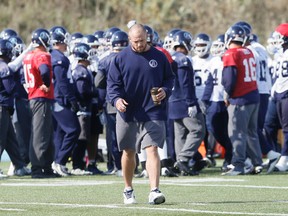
left=70, top=101, right=79, bottom=113
left=188, top=105, right=197, bottom=118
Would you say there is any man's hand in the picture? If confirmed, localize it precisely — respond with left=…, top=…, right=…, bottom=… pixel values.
left=39, top=84, right=50, bottom=93
left=116, top=98, right=129, bottom=113
left=224, top=91, right=230, bottom=107
left=156, top=88, right=166, bottom=102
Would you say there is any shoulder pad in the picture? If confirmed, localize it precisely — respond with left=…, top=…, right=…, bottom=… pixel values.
left=173, top=52, right=190, bottom=68
left=72, top=65, right=88, bottom=80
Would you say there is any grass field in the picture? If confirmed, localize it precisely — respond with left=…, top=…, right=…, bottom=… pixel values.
left=1, top=160, right=288, bottom=216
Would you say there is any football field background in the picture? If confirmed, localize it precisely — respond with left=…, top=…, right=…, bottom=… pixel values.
left=1, top=160, right=288, bottom=216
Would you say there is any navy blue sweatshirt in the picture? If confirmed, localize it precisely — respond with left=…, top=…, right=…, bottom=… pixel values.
left=107, top=45, right=174, bottom=122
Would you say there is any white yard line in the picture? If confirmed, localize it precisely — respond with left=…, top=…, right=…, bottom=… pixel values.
left=0, top=201, right=287, bottom=216
left=0, top=207, right=26, bottom=211
left=1, top=178, right=288, bottom=190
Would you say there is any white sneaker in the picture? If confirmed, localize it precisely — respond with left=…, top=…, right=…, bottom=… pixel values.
left=52, top=162, right=70, bottom=177
left=274, top=156, right=288, bottom=172
left=149, top=189, right=165, bottom=204
left=70, top=168, right=92, bottom=176
left=267, top=151, right=281, bottom=174
left=123, top=189, right=137, bottom=204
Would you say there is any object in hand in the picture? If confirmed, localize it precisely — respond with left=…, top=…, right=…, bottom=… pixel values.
left=150, top=87, right=161, bottom=105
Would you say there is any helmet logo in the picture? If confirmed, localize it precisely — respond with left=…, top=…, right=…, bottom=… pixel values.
left=40, top=32, right=49, bottom=40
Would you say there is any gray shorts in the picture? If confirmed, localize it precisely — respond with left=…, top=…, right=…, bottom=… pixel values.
left=116, top=113, right=165, bottom=153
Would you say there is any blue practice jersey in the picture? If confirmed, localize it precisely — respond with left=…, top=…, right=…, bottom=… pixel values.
left=169, top=51, right=198, bottom=119
left=51, top=49, right=77, bottom=107
left=0, top=59, right=16, bottom=107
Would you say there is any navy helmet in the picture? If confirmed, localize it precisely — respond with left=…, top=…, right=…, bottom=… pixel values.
left=50, top=26, right=70, bottom=45
left=73, top=42, right=91, bottom=60
left=173, top=30, right=193, bottom=51
left=111, top=31, right=129, bottom=50
left=0, top=39, right=14, bottom=60
left=31, top=28, right=50, bottom=48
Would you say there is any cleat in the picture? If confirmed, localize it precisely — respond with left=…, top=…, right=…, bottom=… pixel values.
left=70, top=168, right=92, bottom=176
left=267, top=154, right=281, bottom=174
left=251, top=166, right=263, bottom=175
left=134, top=169, right=149, bottom=178
left=222, top=168, right=244, bottom=176
left=52, top=162, right=70, bottom=177
left=87, top=164, right=104, bottom=175
left=161, top=167, right=178, bottom=177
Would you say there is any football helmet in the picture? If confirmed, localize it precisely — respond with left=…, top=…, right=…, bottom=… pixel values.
left=83, top=34, right=100, bottom=47
left=234, top=21, right=252, bottom=32
left=224, top=25, right=245, bottom=47
left=111, top=30, right=129, bottom=50
left=8, top=36, right=25, bottom=57
left=31, top=28, right=50, bottom=49
left=94, top=30, right=105, bottom=44
left=152, top=30, right=161, bottom=46
left=73, top=42, right=91, bottom=61
left=144, top=25, right=154, bottom=43
left=272, top=23, right=288, bottom=50
left=71, top=32, right=84, bottom=42
left=50, top=26, right=70, bottom=45
left=163, top=28, right=181, bottom=51
left=0, top=28, right=18, bottom=40
left=69, top=32, right=84, bottom=54
left=103, top=27, right=121, bottom=44
left=250, top=33, right=258, bottom=43
left=193, top=33, right=211, bottom=57
left=210, top=34, right=225, bottom=57
left=0, top=39, right=14, bottom=60
left=172, top=30, right=193, bottom=51
left=82, top=34, right=100, bottom=57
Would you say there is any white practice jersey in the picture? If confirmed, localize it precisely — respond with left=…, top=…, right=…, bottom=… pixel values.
left=271, top=49, right=288, bottom=95
left=191, top=54, right=213, bottom=99
left=249, top=42, right=271, bottom=94
left=207, top=56, right=225, bottom=102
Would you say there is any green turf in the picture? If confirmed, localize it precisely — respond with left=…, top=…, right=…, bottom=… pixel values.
left=1, top=160, right=288, bottom=216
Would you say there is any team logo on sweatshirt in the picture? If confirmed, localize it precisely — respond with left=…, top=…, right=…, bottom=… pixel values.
left=149, top=59, right=158, bottom=68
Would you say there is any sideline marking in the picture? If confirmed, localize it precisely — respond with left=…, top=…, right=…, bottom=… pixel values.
left=0, top=207, right=26, bottom=211
left=0, top=178, right=245, bottom=187
left=0, top=201, right=287, bottom=216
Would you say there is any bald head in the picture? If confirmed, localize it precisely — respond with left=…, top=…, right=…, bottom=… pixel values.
left=128, top=24, right=146, bottom=37
left=128, top=24, right=149, bottom=53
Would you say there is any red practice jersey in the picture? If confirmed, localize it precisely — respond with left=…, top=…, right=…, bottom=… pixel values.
left=155, top=46, right=173, bottom=64
left=23, top=50, right=54, bottom=100
left=222, top=47, right=258, bottom=98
